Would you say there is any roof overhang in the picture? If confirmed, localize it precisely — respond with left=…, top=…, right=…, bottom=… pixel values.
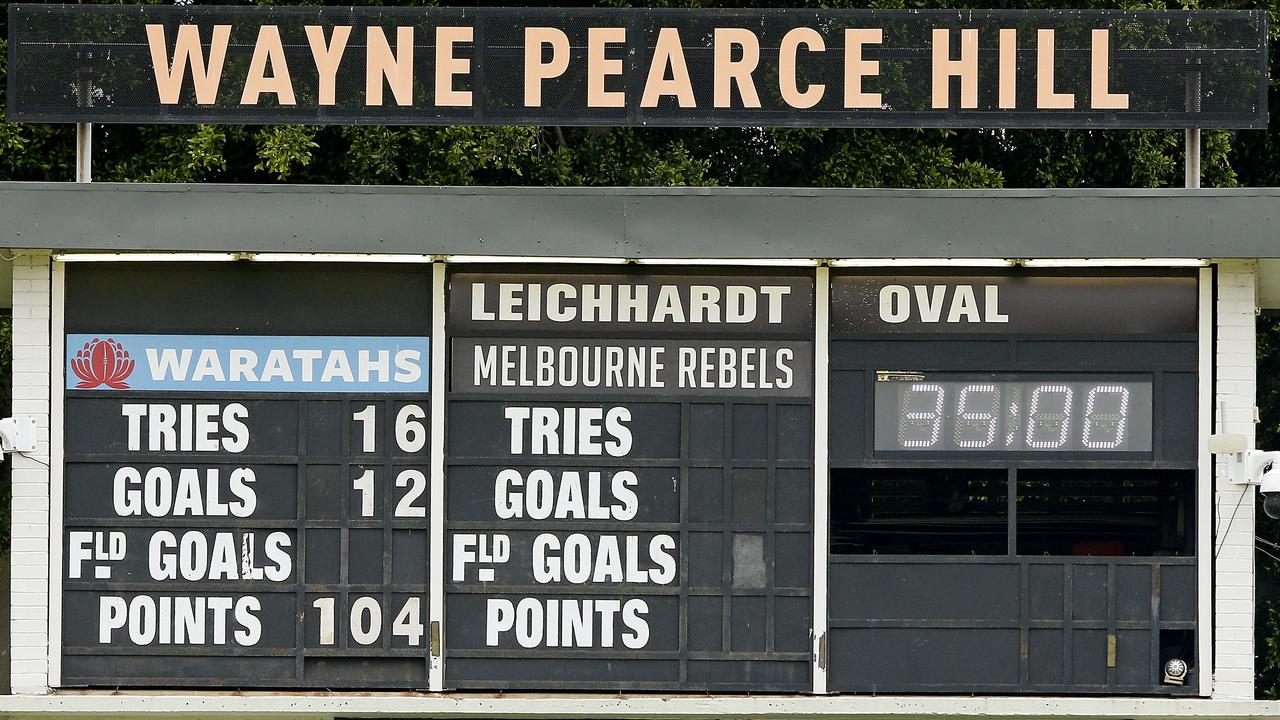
left=2, top=183, right=1279, bottom=260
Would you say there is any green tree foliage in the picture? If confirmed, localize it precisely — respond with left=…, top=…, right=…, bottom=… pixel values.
left=3, top=0, right=1280, bottom=697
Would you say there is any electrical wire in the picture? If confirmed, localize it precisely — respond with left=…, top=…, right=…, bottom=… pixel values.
left=1257, top=542, right=1280, bottom=566
left=1214, top=487, right=1250, bottom=561
left=10, top=450, right=49, bottom=468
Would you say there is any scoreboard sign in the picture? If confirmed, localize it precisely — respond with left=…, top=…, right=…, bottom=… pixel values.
left=444, top=269, right=815, bottom=690
left=6, top=6, right=1269, bottom=129
left=55, top=262, right=1201, bottom=694
left=826, top=270, right=1200, bottom=695
left=61, top=263, right=433, bottom=687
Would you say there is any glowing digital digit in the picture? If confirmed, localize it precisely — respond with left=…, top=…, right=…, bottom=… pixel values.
left=1004, top=387, right=1021, bottom=448
left=875, top=377, right=1149, bottom=454
left=899, top=383, right=945, bottom=448
left=954, top=383, right=999, bottom=448
left=1082, top=384, right=1130, bottom=449
left=1025, top=384, right=1073, bottom=449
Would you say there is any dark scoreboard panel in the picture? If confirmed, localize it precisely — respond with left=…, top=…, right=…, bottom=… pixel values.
left=444, top=269, right=815, bottom=691
left=826, top=271, right=1201, bottom=695
left=58, top=263, right=1205, bottom=695
left=61, top=263, right=433, bottom=688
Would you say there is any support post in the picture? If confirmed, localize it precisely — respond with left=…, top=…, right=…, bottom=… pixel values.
left=1185, top=44, right=1202, bottom=189
left=75, top=69, right=92, bottom=183
left=1184, top=129, right=1200, bottom=189
left=75, top=124, right=91, bottom=184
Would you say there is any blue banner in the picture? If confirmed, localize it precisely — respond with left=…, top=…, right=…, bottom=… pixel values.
left=66, top=334, right=429, bottom=393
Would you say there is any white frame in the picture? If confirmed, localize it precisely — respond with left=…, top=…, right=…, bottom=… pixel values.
left=429, top=261, right=447, bottom=691
left=811, top=265, right=830, bottom=694
left=48, top=258, right=66, bottom=687
left=1197, top=266, right=1213, bottom=697
left=38, top=255, right=1214, bottom=699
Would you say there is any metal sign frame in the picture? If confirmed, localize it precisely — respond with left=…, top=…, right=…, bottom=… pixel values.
left=6, top=5, right=1268, bottom=129
left=45, top=256, right=1213, bottom=697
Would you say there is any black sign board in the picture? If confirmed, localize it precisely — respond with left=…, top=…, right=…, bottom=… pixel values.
left=7, top=6, right=1267, bottom=129
left=832, top=272, right=1198, bottom=336
left=825, top=269, right=1200, bottom=695
left=444, top=269, right=815, bottom=691
left=56, top=263, right=1205, bottom=695
left=61, top=263, right=433, bottom=688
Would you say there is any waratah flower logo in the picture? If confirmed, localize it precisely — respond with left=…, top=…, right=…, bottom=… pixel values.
left=71, top=337, right=135, bottom=389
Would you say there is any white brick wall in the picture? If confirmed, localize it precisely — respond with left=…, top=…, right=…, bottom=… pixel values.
left=1213, top=260, right=1257, bottom=700
left=10, top=251, right=52, bottom=694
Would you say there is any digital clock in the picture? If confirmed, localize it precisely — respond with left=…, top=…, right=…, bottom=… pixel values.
left=873, top=375, right=1153, bottom=452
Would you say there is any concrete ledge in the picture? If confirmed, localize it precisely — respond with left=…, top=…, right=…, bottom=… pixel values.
left=1, top=694, right=1280, bottom=720
left=2, top=183, right=1280, bottom=258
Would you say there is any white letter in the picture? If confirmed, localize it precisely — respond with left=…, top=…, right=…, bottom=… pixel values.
left=100, top=597, right=128, bottom=643
left=234, top=596, right=262, bottom=646
left=149, top=531, right=177, bottom=580
left=985, top=285, right=1009, bottom=323
left=122, top=404, right=148, bottom=451
left=114, top=467, right=143, bottom=516
left=222, top=403, right=250, bottom=453
left=879, top=285, right=910, bottom=323
left=621, top=598, right=650, bottom=649
left=487, top=598, right=515, bottom=646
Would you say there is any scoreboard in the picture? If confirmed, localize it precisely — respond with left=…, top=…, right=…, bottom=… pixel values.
left=443, top=269, right=814, bottom=690
left=62, top=263, right=433, bottom=687
left=826, top=271, right=1200, bottom=694
left=55, top=262, right=1203, bottom=695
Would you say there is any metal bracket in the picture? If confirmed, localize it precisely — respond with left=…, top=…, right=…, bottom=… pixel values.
left=0, top=416, right=38, bottom=454
left=1208, top=433, right=1280, bottom=485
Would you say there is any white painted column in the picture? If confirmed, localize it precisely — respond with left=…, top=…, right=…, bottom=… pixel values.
left=428, top=261, right=446, bottom=691
left=10, top=251, right=53, bottom=694
left=1212, top=259, right=1257, bottom=700
left=811, top=266, right=830, bottom=694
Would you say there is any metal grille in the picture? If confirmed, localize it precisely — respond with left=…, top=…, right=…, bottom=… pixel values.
left=7, top=5, right=1268, bottom=128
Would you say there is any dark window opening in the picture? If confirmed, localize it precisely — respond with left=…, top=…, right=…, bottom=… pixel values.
left=1160, top=629, right=1196, bottom=680
left=1015, top=469, right=1193, bottom=556
left=830, top=468, right=1007, bottom=555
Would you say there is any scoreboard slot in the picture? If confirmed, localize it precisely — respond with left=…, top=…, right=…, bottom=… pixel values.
left=829, top=468, right=1008, bottom=556
left=1015, top=469, right=1194, bottom=557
